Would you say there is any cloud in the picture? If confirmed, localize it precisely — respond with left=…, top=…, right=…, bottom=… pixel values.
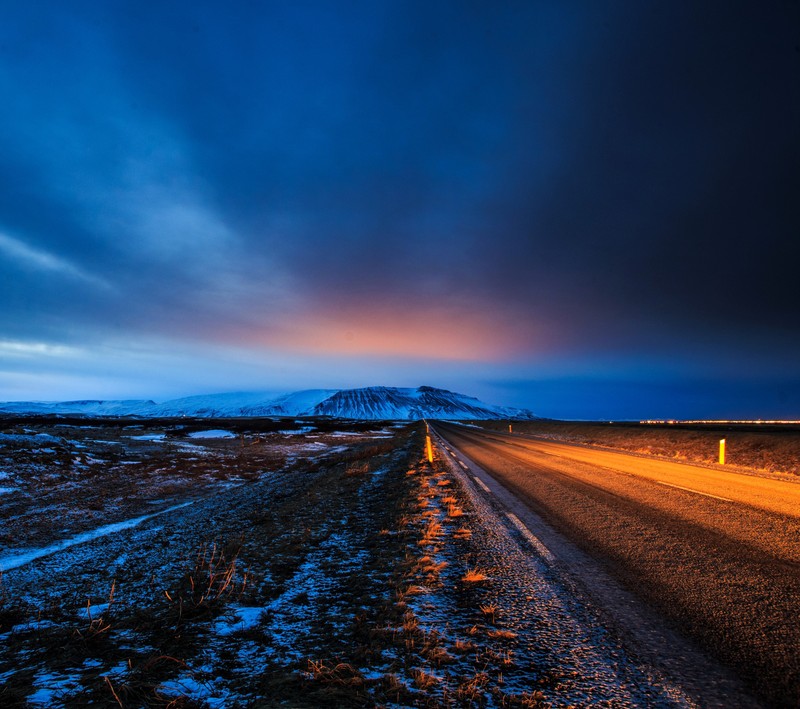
left=0, top=338, right=82, bottom=358
left=0, top=0, right=797, bottom=409
left=0, top=231, right=111, bottom=290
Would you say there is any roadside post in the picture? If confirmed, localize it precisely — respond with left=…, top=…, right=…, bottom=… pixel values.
left=426, top=435, right=433, bottom=463
left=508, top=423, right=513, bottom=433
left=719, top=438, right=726, bottom=465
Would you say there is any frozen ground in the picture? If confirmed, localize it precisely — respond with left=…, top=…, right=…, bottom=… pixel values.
left=0, top=416, right=751, bottom=707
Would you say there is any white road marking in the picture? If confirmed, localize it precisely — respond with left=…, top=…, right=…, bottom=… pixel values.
left=506, top=513, right=555, bottom=562
left=655, top=481, right=733, bottom=502
left=473, top=476, right=491, bottom=493
left=457, top=459, right=469, bottom=471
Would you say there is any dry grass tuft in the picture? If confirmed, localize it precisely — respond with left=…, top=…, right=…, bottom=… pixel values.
left=73, top=580, right=117, bottom=642
left=462, top=568, right=489, bottom=584
left=379, top=672, right=405, bottom=697
left=453, top=639, right=477, bottom=654
left=421, top=559, right=448, bottom=574
left=500, top=649, right=516, bottom=668
left=306, top=660, right=365, bottom=686
left=419, top=519, right=443, bottom=545
left=404, top=585, right=428, bottom=596
left=402, top=611, right=419, bottom=633
left=454, top=672, right=490, bottom=702
left=345, top=461, right=370, bottom=477
left=500, top=689, right=547, bottom=707
left=411, top=668, right=440, bottom=690
left=424, top=645, right=454, bottom=666
left=164, top=543, right=247, bottom=623
left=480, top=602, right=499, bottom=623
left=488, top=629, right=518, bottom=640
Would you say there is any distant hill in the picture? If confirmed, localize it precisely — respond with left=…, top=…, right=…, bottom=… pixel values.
left=0, top=399, right=158, bottom=416
left=0, top=386, right=537, bottom=421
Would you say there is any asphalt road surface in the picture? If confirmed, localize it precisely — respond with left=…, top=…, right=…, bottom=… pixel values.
left=433, top=422, right=800, bottom=708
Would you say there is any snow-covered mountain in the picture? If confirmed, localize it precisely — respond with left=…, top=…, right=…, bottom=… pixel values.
left=246, top=389, right=338, bottom=417
left=145, top=390, right=335, bottom=418
left=0, top=386, right=537, bottom=420
left=311, top=386, right=533, bottom=420
left=0, top=399, right=158, bottom=416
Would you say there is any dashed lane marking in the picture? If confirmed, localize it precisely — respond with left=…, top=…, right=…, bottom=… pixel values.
left=506, top=512, right=556, bottom=563
left=473, top=476, right=491, bottom=493
left=457, top=460, right=469, bottom=471
left=656, top=481, right=733, bottom=502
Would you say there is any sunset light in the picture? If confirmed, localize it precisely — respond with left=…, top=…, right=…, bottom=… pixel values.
left=0, top=2, right=795, bottom=419
left=1, top=2, right=798, bottom=706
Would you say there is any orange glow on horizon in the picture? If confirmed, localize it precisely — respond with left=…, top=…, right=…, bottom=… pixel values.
left=237, top=307, right=552, bottom=362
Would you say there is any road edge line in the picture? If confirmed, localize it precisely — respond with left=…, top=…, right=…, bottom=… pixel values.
left=655, top=481, right=734, bottom=502
left=472, top=475, right=491, bottom=493
left=506, top=512, right=556, bottom=563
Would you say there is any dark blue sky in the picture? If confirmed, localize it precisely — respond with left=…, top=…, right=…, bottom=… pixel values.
left=1, top=1, right=798, bottom=419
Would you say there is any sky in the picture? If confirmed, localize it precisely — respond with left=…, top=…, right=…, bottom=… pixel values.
left=1, top=1, right=798, bottom=420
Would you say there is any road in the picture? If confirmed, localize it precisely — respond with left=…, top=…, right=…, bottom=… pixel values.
left=433, top=422, right=800, bottom=708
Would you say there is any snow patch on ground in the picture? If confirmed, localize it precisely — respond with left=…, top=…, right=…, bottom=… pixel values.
left=77, top=602, right=110, bottom=620
left=0, top=433, right=61, bottom=446
left=173, top=442, right=217, bottom=454
left=0, top=501, right=193, bottom=572
left=28, top=670, right=82, bottom=706
left=188, top=430, right=236, bottom=439
left=158, top=676, right=232, bottom=708
left=212, top=606, right=266, bottom=636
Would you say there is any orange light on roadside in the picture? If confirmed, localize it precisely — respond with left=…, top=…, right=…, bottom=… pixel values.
left=719, top=438, right=726, bottom=465
left=426, top=436, right=433, bottom=464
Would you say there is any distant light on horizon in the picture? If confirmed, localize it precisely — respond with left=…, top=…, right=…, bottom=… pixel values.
left=641, top=419, right=800, bottom=426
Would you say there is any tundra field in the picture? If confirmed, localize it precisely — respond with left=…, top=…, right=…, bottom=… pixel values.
left=0, top=416, right=798, bottom=707
left=0, top=417, right=555, bottom=707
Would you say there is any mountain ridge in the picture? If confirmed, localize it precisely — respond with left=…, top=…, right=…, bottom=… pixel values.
left=0, top=386, right=536, bottom=420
